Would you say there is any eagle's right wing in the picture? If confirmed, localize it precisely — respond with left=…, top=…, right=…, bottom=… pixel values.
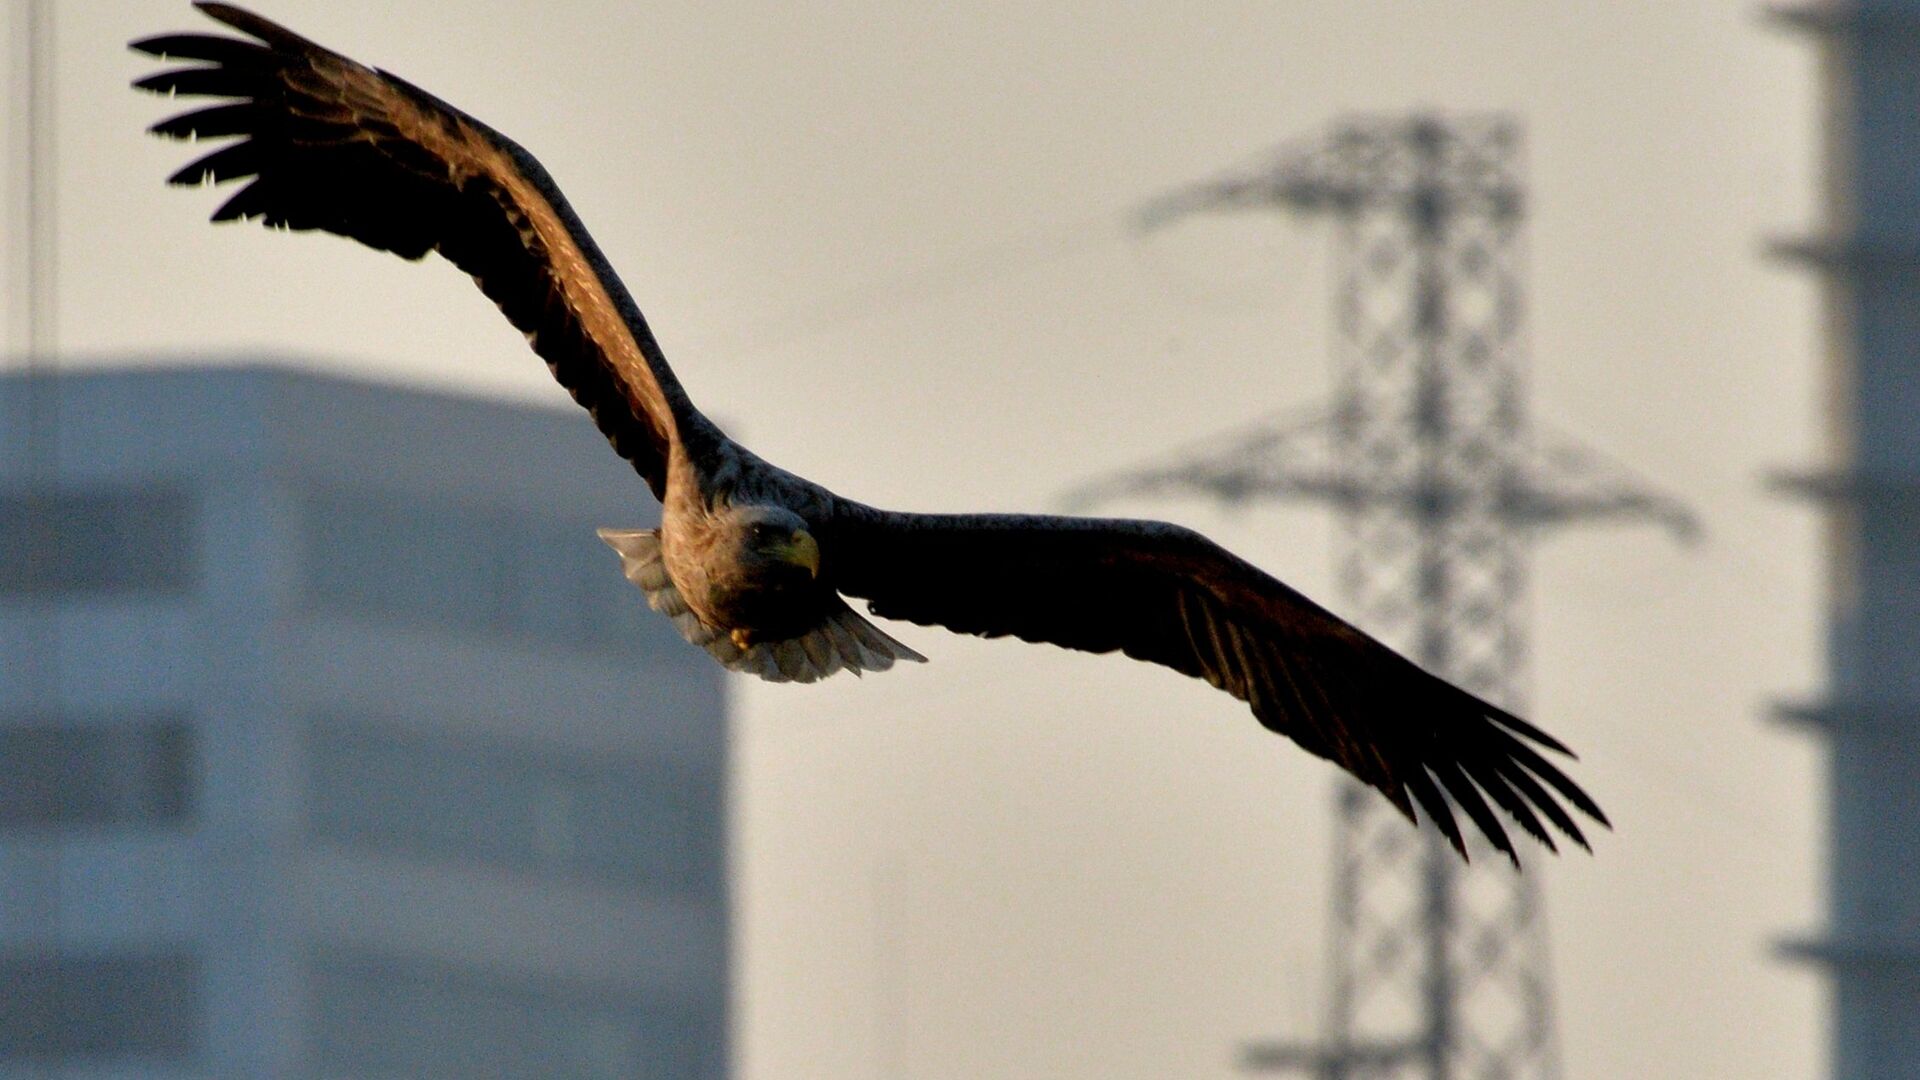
left=827, top=505, right=1606, bottom=865
left=135, top=2, right=691, bottom=498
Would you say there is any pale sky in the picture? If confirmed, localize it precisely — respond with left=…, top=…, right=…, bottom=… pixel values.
left=15, top=3, right=1826, bottom=1077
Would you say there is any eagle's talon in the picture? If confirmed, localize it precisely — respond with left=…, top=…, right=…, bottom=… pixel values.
left=730, top=628, right=753, bottom=651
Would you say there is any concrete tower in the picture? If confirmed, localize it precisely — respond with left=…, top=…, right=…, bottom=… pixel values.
left=1772, top=5, right=1920, bottom=1077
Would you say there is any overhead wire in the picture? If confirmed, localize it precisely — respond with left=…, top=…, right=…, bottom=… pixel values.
left=695, top=208, right=1132, bottom=362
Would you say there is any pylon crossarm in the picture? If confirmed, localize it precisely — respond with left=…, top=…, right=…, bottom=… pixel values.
left=1061, top=406, right=1345, bottom=511
left=1068, top=404, right=1697, bottom=545
left=1512, top=424, right=1700, bottom=540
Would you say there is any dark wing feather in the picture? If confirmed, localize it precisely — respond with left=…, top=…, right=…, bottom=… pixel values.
left=825, top=507, right=1607, bottom=865
left=133, top=2, right=695, bottom=498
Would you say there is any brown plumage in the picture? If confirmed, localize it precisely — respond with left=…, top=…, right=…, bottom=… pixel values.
left=135, top=2, right=1608, bottom=864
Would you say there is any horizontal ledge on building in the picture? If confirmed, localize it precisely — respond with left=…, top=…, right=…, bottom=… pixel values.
left=1766, top=468, right=1920, bottom=503
left=1778, top=935, right=1920, bottom=971
left=1765, top=234, right=1920, bottom=271
left=1770, top=698, right=1831, bottom=732
left=1764, top=5, right=1920, bottom=36
left=1770, top=697, right=1920, bottom=740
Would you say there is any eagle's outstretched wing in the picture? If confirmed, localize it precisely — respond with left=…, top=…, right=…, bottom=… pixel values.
left=826, top=507, right=1606, bottom=863
left=133, top=2, right=693, bottom=498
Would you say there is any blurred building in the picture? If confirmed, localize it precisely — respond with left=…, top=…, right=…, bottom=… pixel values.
left=0, top=365, right=729, bottom=1078
left=1773, top=4, right=1920, bottom=1077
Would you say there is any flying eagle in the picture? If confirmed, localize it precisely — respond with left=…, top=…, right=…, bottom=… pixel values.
left=134, top=3, right=1607, bottom=864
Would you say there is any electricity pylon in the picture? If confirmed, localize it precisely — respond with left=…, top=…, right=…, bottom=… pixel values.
left=1072, top=114, right=1693, bottom=1080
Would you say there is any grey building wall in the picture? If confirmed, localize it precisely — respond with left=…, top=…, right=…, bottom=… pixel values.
left=1775, top=6, right=1920, bottom=1079
left=0, top=365, right=728, bottom=1079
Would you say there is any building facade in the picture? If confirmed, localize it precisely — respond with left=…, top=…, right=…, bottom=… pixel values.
left=1774, top=5, right=1920, bottom=1078
left=0, top=365, right=729, bottom=1078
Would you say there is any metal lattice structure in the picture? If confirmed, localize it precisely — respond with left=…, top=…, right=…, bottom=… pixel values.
left=1074, top=114, right=1692, bottom=1080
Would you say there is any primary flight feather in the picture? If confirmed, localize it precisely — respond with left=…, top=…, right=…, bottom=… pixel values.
left=134, top=2, right=1608, bottom=865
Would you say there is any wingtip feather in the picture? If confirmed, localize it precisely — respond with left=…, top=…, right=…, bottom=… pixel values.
left=1487, top=704, right=1574, bottom=758
left=189, top=2, right=335, bottom=58
left=1505, top=738, right=1609, bottom=827
left=1403, top=771, right=1469, bottom=862
left=129, top=34, right=180, bottom=58
left=130, top=31, right=271, bottom=64
left=1431, top=760, right=1518, bottom=865
left=1460, top=759, right=1564, bottom=856
left=132, top=70, right=189, bottom=94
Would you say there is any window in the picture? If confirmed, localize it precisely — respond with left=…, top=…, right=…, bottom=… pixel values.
left=0, top=952, right=200, bottom=1060
left=0, top=718, right=196, bottom=828
left=307, top=718, right=721, bottom=897
left=312, top=955, right=721, bottom=1080
left=0, top=485, right=195, bottom=597
left=302, top=488, right=519, bottom=629
left=298, top=487, right=662, bottom=653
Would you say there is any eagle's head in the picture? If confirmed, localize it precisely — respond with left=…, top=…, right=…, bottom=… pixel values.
left=721, top=504, right=821, bottom=585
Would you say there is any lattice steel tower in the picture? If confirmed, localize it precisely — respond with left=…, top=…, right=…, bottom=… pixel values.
left=1075, top=114, right=1692, bottom=1080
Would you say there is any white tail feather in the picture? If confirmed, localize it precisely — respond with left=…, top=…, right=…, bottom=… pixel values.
left=597, top=527, right=925, bottom=683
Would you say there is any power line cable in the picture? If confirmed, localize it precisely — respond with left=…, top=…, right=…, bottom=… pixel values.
left=696, top=210, right=1129, bottom=360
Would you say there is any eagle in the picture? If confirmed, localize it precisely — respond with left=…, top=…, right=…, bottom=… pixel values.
left=135, top=2, right=1607, bottom=864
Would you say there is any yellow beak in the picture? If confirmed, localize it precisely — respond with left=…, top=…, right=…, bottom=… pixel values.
left=784, top=529, right=822, bottom=579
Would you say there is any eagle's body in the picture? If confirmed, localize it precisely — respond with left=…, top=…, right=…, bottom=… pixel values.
left=136, top=2, right=1609, bottom=864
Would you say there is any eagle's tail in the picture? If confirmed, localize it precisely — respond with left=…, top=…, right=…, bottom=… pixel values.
left=597, top=527, right=925, bottom=683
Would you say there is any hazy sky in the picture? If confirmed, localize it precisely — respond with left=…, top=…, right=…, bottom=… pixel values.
left=13, top=3, right=1826, bottom=1077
